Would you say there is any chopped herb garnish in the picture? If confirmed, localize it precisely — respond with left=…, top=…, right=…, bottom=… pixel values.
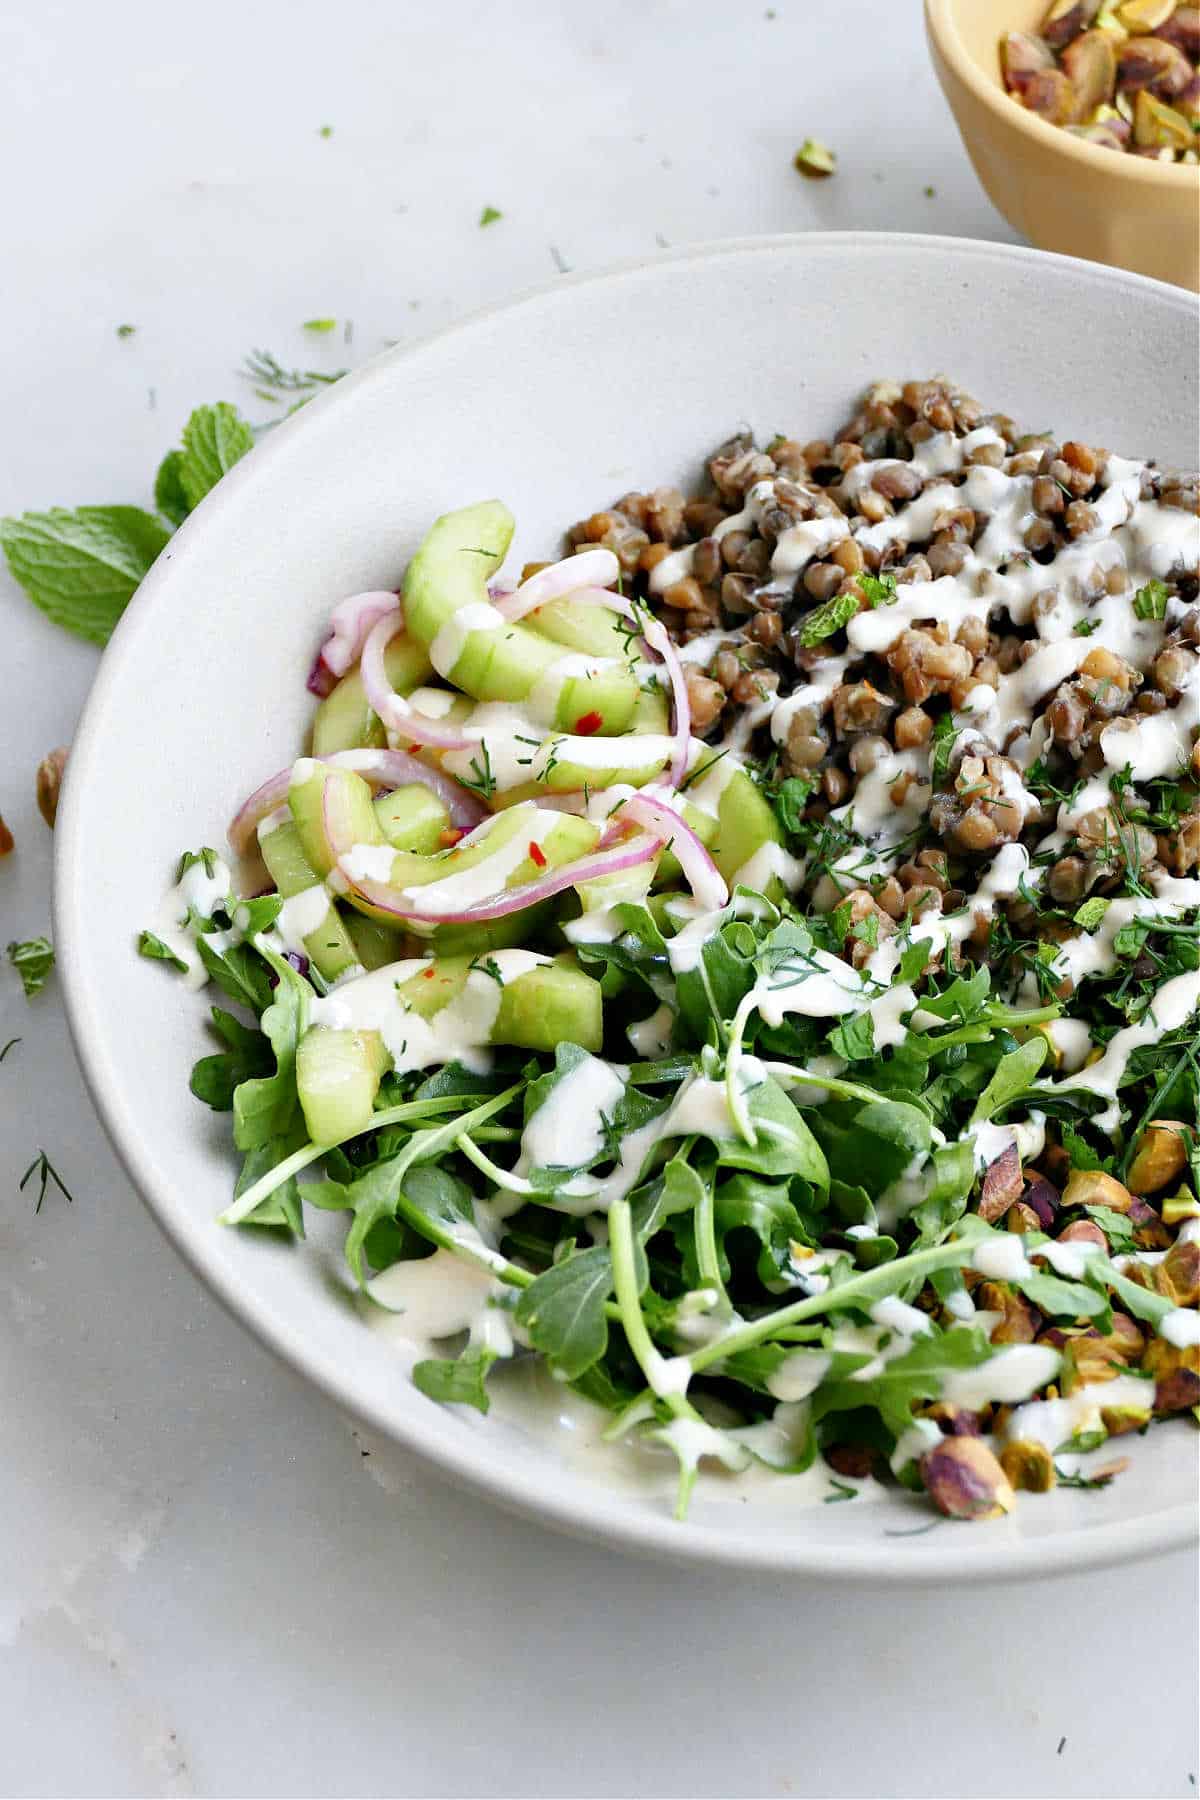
left=7, top=937, right=54, bottom=999
left=1131, top=578, right=1169, bottom=621
left=479, top=206, right=503, bottom=227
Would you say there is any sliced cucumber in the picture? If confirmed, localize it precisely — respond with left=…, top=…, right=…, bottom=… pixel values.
left=374, top=784, right=450, bottom=854
left=402, top=500, right=642, bottom=732
left=310, top=633, right=432, bottom=755
left=393, top=953, right=603, bottom=1055
left=296, top=1026, right=389, bottom=1145
left=289, top=763, right=385, bottom=878
left=258, top=820, right=360, bottom=982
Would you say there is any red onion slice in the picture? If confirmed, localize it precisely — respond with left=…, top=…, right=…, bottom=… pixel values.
left=621, top=792, right=728, bottom=910
left=339, top=831, right=662, bottom=923
left=497, top=549, right=621, bottom=621
left=306, top=591, right=400, bottom=697
left=228, top=748, right=486, bottom=858
left=495, top=573, right=690, bottom=788
left=360, top=610, right=472, bottom=751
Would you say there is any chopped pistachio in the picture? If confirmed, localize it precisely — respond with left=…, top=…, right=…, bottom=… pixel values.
left=1000, top=1439, right=1056, bottom=1492
left=794, top=139, right=836, bottom=179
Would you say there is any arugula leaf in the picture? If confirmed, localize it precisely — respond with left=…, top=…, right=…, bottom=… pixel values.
left=515, top=1247, right=614, bottom=1379
left=1088, top=1257, right=1175, bottom=1328
left=0, top=507, right=171, bottom=646
left=6, top=936, right=54, bottom=998
left=908, top=1141, right=975, bottom=1246
left=231, top=1126, right=308, bottom=1234
left=138, top=929, right=188, bottom=972
left=828, top=1009, right=876, bottom=1062
left=968, top=1036, right=1048, bottom=1125
left=919, top=964, right=991, bottom=1023
left=809, top=1096, right=931, bottom=1193
left=196, top=935, right=275, bottom=1015
left=718, top=1074, right=830, bottom=1189
left=1082, top=1203, right=1138, bottom=1253
left=1019, top=1271, right=1110, bottom=1319
left=413, top=1344, right=498, bottom=1412
left=174, top=403, right=256, bottom=513
left=673, top=917, right=756, bottom=1040
left=232, top=955, right=307, bottom=1150
left=708, top=1171, right=818, bottom=1285
left=190, top=1007, right=273, bottom=1111
left=811, top=1324, right=995, bottom=1439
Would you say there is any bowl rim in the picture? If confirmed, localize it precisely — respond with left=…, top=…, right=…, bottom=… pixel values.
left=54, top=231, right=1200, bottom=1580
left=925, top=0, right=1200, bottom=188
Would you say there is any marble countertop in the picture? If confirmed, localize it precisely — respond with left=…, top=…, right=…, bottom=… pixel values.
left=0, top=1, right=1195, bottom=1794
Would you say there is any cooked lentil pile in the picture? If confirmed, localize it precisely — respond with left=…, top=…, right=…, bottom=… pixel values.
left=558, top=374, right=1199, bottom=1508
left=1001, top=0, right=1200, bottom=161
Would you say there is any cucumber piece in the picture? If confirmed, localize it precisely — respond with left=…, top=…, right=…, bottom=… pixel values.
left=289, top=762, right=384, bottom=878
left=296, top=1026, right=389, bottom=1145
left=258, top=820, right=360, bottom=982
left=342, top=909, right=409, bottom=971
left=402, top=501, right=642, bottom=732
left=713, top=768, right=784, bottom=884
left=310, top=633, right=432, bottom=755
left=495, top=956, right=603, bottom=1053
left=393, top=953, right=603, bottom=1055
left=374, top=784, right=449, bottom=854
left=527, top=593, right=637, bottom=661
left=340, top=807, right=599, bottom=929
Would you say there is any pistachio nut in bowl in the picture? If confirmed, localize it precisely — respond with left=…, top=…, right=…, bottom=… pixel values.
left=56, top=235, right=1200, bottom=1578
left=926, top=0, right=1200, bottom=289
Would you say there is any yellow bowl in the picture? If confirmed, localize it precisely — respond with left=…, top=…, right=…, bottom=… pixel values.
left=926, top=0, right=1200, bottom=290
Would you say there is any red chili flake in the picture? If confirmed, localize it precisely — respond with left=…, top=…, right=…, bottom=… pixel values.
left=438, top=827, right=465, bottom=848
left=574, top=711, right=602, bottom=735
left=528, top=840, right=547, bottom=868
left=422, top=967, right=437, bottom=979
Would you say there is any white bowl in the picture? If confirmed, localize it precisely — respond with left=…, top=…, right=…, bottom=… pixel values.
left=56, top=234, right=1199, bottom=1580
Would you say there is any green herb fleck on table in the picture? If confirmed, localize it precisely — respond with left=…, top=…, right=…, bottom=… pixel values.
left=0, top=1036, right=21, bottom=1064
left=7, top=937, right=54, bottom=999
left=479, top=206, right=503, bottom=227
left=116, top=323, right=136, bottom=339
left=303, top=318, right=337, bottom=333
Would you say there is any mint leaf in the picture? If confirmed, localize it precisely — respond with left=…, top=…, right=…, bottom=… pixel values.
left=0, top=506, right=170, bottom=646
left=797, top=589, right=860, bottom=646
left=1132, top=579, right=1169, bottom=622
left=413, top=1344, right=498, bottom=1412
left=7, top=936, right=54, bottom=999
left=153, top=451, right=190, bottom=528
left=856, top=571, right=898, bottom=608
left=176, top=403, right=255, bottom=512
left=1073, top=896, right=1110, bottom=932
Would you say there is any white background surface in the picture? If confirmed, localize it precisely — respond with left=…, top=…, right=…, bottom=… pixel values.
left=0, top=2, right=1195, bottom=1796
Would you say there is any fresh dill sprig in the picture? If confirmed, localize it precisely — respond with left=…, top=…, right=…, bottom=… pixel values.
left=19, top=1149, right=74, bottom=1214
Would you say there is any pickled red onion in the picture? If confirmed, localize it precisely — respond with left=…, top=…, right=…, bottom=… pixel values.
left=228, top=747, right=486, bottom=858
left=360, top=609, right=472, bottom=751
left=306, top=591, right=400, bottom=697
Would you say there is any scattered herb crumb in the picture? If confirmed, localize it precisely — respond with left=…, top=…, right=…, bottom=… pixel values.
left=924, top=184, right=936, bottom=197
left=19, top=1149, right=74, bottom=1214
left=116, top=324, right=136, bottom=339
left=479, top=206, right=503, bottom=228
left=7, top=937, right=54, bottom=999
left=824, top=1478, right=858, bottom=1503
left=303, top=318, right=337, bottom=333
left=549, top=243, right=570, bottom=274
left=318, top=124, right=333, bottom=139
left=0, top=1037, right=21, bottom=1063
left=794, top=138, right=836, bottom=179
left=1057, top=1738, right=1067, bottom=1756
